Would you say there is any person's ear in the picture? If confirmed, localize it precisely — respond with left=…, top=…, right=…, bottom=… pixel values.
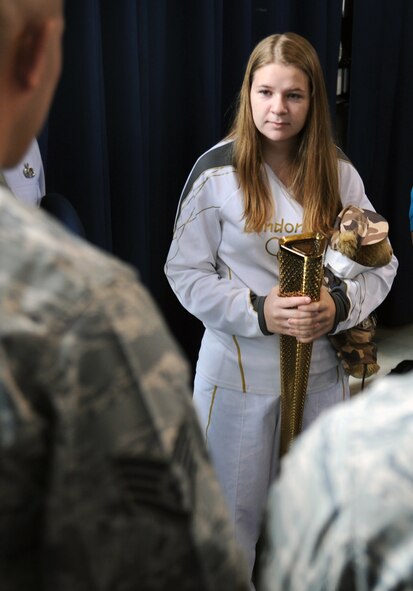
left=14, top=20, right=54, bottom=90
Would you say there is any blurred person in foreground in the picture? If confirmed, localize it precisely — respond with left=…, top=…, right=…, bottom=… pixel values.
left=0, top=1, right=249, bottom=589
left=259, top=370, right=413, bottom=591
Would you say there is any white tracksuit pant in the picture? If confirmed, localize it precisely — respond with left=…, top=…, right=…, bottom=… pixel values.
left=193, top=368, right=349, bottom=586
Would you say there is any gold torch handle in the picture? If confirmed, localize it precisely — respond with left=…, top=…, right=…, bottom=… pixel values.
left=278, top=233, right=327, bottom=457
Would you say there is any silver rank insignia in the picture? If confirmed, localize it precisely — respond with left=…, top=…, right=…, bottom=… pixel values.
left=23, top=162, right=36, bottom=179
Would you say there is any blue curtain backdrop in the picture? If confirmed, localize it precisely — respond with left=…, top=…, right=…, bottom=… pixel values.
left=40, top=0, right=411, bottom=369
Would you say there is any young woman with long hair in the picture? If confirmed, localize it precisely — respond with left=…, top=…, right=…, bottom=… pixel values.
left=165, top=32, right=397, bottom=586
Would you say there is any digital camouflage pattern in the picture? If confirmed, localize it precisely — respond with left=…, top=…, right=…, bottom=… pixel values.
left=259, top=372, right=413, bottom=591
left=0, top=187, right=249, bottom=591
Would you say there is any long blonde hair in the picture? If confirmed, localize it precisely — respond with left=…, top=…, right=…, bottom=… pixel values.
left=228, top=32, right=341, bottom=234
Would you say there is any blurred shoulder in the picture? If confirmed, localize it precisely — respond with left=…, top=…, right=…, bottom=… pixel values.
left=0, top=187, right=182, bottom=353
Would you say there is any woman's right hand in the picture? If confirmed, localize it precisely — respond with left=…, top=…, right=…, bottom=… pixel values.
left=263, top=285, right=312, bottom=336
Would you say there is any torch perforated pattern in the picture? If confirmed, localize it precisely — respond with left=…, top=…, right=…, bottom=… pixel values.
left=278, top=233, right=327, bottom=457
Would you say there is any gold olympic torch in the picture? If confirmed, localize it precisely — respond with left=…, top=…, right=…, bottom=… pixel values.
left=278, top=233, right=327, bottom=457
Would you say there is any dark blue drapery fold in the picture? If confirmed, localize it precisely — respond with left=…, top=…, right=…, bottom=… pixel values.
left=347, top=0, right=413, bottom=326
left=44, top=0, right=112, bottom=252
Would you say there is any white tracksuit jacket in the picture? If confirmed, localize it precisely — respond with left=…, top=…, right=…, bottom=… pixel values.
left=165, top=140, right=398, bottom=395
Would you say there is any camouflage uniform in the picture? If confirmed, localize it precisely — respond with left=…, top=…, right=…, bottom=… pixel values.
left=0, top=187, right=249, bottom=591
left=259, top=372, right=413, bottom=591
left=325, top=206, right=393, bottom=382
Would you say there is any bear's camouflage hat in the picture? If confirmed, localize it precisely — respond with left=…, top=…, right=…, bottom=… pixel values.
left=330, top=205, right=389, bottom=250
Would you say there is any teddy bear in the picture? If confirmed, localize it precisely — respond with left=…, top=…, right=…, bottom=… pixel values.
left=324, top=205, right=393, bottom=384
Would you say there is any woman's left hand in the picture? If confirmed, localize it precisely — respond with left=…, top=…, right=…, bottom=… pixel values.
left=287, top=286, right=336, bottom=343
